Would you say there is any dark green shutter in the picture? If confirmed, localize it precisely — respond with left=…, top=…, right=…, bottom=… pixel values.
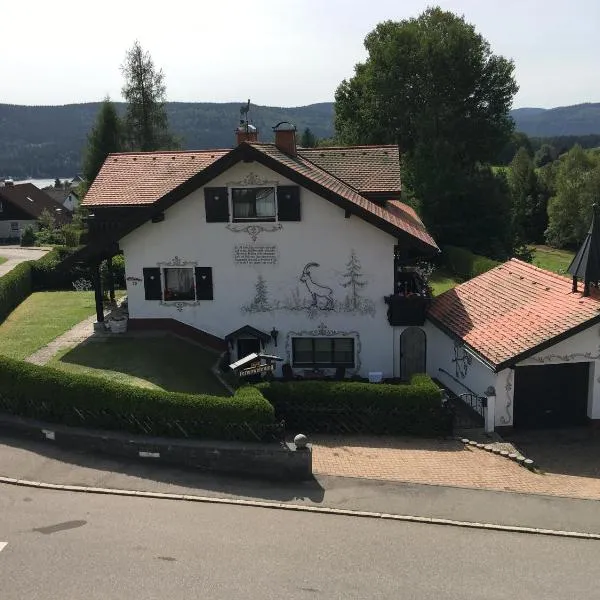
left=195, top=267, right=213, bottom=300
left=204, top=187, right=229, bottom=222
left=277, top=186, right=301, bottom=221
left=143, top=268, right=162, bottom=300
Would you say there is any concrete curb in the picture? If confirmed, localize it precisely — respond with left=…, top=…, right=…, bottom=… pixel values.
left=1, top=475, right=599, bottom=541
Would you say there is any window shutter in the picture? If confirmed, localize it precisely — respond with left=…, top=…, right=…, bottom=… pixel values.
left=204, top=187, right=229, bottom=222
left=195, top=267, right=214, bottom=300
left=277, top=186, right=301, bottom=221
left=143, top=268, right=162, bottom=300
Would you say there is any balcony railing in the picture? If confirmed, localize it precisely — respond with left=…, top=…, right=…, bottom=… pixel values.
left=384, top=293, right=430, bottom=326
left=385, top=269, right=430, bottom=326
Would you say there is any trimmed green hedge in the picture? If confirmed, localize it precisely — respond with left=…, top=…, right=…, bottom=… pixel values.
left=442, top=245, right=500, bottom=281
left=30, top=246, right=87, bottom=291
left=256, top=374, right=451, bottom=437
left=0, top=262, right=32, bottom=323
left=0, top=356, right=276, bottom=442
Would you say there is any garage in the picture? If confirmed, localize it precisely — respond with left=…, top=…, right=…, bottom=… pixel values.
left=514, top=363, right=590, bottom=429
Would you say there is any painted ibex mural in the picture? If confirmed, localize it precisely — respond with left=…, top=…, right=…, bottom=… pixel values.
left=299, top=262, right=334, bottom=310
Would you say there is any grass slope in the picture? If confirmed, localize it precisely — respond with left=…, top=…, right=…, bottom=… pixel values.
left=531, top=245, right=575, bottom=274
left=50, top=336, right=228, bottom=396
left=0, top=291, right=96, bottom=360
left=430, top=269, right=461, bottom=296
left=0, top=256, right=7, bottom=266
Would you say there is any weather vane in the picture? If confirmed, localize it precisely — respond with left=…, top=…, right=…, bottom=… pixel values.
left=239, top=99, right=251, bottom=129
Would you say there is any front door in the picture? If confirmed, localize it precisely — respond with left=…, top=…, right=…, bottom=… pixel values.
left=237, top=337, right=261, bottom=360
left=400, top=327, right=426, bottom=381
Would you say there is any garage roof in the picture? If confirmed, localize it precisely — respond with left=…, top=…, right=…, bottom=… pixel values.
left=428, top=259, right=600, bottom=371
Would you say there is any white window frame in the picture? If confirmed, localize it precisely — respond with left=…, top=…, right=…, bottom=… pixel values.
left=10, top=221, right=19, bottom=232
left=228, top=185, right=279, bottom=223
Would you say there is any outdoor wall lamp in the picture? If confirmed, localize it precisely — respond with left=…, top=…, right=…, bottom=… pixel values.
left=270, top=327, right=279, bottom=347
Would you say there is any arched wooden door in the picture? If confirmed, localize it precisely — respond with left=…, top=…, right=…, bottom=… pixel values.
left=400, top=327, right=426, bottom=381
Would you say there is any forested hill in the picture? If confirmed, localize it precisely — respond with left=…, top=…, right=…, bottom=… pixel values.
left=0, top=102, right=335, bottom=178
left=511, top=103, right=600, bottom=136
left=1, top=100, right=599, bottom=178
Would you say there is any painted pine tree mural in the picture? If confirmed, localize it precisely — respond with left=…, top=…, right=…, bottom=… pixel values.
left=341, top=250, right=367, bottom=310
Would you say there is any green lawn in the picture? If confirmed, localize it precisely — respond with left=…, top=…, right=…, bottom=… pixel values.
left=430, top=269, right=460, bottom=296
left=49, top=336, right=228, bottom=396
left=531, top=245, right=575, bottom=274
left=0, top=291, right=97, bottom=360
left=0, top=256, right=7, bottom=266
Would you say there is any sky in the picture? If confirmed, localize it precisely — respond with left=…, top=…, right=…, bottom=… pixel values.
left=1, top=0, right=598, bottom=109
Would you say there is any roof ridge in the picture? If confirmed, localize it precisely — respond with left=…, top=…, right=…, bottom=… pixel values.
left=507, top=257, right=573, bottom=284
left=299, top=144, right=399, bottom=151
left=106, top=149, right=231, bottom=158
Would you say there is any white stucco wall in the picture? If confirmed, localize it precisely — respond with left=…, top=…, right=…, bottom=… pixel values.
left=426, top=320, right=600, bottom=427
left=120, top=161, right=404, bottom=378
left=63, top=193, right=79, bottom=212
left=424, top=321, right=502, bottom=418
left=0, top=219, right=36, bottom=239
left=517, top=325, right=600, bottom=420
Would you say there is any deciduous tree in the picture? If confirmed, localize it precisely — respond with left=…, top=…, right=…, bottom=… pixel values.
left=546, top=146, right=600, bottom=248
left=334, top=7, right=518, bottom=257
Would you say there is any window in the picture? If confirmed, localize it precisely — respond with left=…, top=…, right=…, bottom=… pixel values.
left=292, top=337, right=355, bottom=368
left=143, top=266, right=214, bottom=302
left=10, top=222, right=18, bottom=232
left=232, top=187, right=276, bottom=222
left=0, top=201, right=3, bottom=213
left=163, top=268, right=195, bottom=301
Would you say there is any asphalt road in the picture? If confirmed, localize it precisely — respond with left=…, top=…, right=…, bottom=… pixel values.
left=1, top=485, right=600, bottom=599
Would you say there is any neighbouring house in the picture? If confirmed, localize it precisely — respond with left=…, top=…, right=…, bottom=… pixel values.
left=45, top=188, right=80, bottom=212
left=427, top=207, right=600, bottom=430
left=0, top=182, right=71, bottom=242
left=80, top=121, right=439, bottom=380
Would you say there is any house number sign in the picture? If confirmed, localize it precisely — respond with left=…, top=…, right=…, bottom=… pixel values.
left=234, top=245, right=278, bottom=265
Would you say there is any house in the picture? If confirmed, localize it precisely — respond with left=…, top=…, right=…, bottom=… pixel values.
left=81, top=122, right=439, bottom=379
left=427, top=207, right=600, bottom=430
left=0, top=182, right=71, bottom=241
left=45, top=188, right=80, bottom=212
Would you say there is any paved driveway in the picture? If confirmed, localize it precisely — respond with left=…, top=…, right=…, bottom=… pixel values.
left=311, top=433, right=600, bottom=500
left=503, top=427, right=600, bottom=479
left=0, top=246, right=50, bottom=277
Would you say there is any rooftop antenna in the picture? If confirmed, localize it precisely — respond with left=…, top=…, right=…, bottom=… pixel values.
left=239, top=99, right=251, bottom=132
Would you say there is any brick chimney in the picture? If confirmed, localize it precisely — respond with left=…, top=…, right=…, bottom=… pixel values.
left=236, top=123, right=258, bottom=145
left=273, top=122, right=297, bottom=156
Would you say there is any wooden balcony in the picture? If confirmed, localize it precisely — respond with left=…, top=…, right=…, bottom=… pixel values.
left=384, top=293, right=430, bottom=326
left=385, top=269, right=431, bottom=326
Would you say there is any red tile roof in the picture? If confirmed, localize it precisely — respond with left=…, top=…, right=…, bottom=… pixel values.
left=82, top=142, right=436, bottom=253
left=83, top=150, right=228, bottom=207
left=428, top=259, right=600, bottom=370
left=298, top=145, right=401, bottom=193
left=248, top=144, right=436, bottom=251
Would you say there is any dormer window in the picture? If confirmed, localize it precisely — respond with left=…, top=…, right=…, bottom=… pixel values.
left=231, top=187, right=276, bottom=222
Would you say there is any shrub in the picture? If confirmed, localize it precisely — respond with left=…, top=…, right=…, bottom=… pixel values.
left=62, top=224, right=83, bottom=248
left=20, top=225, right=36, bottom=247
left=30, top=246, right=88, bottom=290
left=101, top=254, right=126, bottom=289
left=256, top=374, right=451, bottom=437
left=0, top=261, right=32, bottom=323
left=442, top=245, right=500, bottom=280
left=0, top=356, right=276, bottom=442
